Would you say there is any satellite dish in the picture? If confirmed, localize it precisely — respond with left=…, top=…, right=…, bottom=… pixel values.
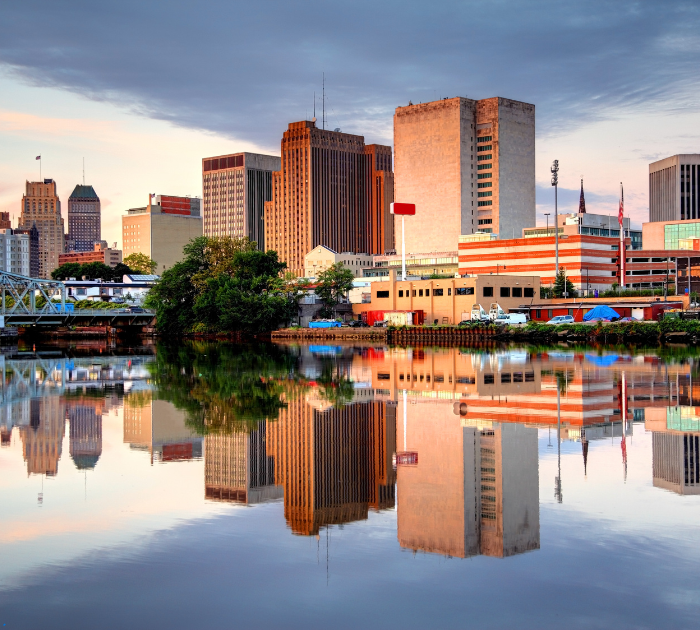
left=334, top=128, right=341, bottom=132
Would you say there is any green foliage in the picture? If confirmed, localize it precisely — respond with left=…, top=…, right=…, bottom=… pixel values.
left=123, top=252, right=158, bottom=274
left=146, top=236, right=298, bottom=336
left=553, top=269, right=578, bottom=298
left=52, top=261, right=134, bottom=282
left=315, top=263, right=354, bottom=316
left=600, top=287, right=674, bottom=298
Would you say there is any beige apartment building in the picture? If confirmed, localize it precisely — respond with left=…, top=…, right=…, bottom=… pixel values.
left=649, top=154, right=700, bottom=223
left=19, top=179, right=65, bottom=277
left=122, top=194, right=202, bottom=272
left=394, top=97, right=535, bottom=253
left=303, top=245, right=373, bottom=279
left=362, top=271, right=539, bottom=324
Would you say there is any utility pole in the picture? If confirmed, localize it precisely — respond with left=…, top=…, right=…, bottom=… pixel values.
left=551, top=160, right=559, bottom=276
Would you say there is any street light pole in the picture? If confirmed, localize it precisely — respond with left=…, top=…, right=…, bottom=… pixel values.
left=551, top=160, right=560, bottom=277
left=544, top=212, right=550, bottom=237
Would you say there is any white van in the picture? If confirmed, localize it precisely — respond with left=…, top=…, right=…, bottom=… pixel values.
left=495, top=313, right=527, bottom=325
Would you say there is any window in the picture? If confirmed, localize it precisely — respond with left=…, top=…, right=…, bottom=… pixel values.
left=512, top=287, right=522, bottom=297
left=478, top=219, right=492, bottom=225
left=501, top=373, right=511, bottom=383
left=433, top=288, right=444, bottom=296
left=412, top=290, right=416, bottom=297
left=398, top=290, right=403, bottom=297
left=477, top=173, right=492, bottom=179
left=500, top=287, right=510, bottom=298
left=535, top=309, right=541, bottom=318
left=568, top=309, right=574, bottom=316
left=418, top=289, right=423, bottom=297
left=513, top=373, right=523, bottom=383
left=477, top=145, right=492, bottom=152
left=484, top=374, right=494, bottom=384
left=477, top=154, right=492, bottom=161
left=426, top=289, right=430, bottom=296
left=478, top=191, right=492, bottom=197
left=483, top=286, right=494, bottom=297
left=456, top=287, right=473, bottom=295
left=377, top=373, right=390, bottom=380
left=524, top=288, right=534, bottom=298
left=477, top=164, right=491, bottom=170
left=448, top=288, right=451, bottom=296
left=477, top=136, right=492, bottom=143
left=477, top=182, right=492, bottom=188
left=377, top=290, right=389, bottom=298
left=525, top=372, right=535, bottom=382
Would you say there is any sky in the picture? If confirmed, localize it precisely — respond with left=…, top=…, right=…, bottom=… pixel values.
left=1, top=0, right=699, bottom=248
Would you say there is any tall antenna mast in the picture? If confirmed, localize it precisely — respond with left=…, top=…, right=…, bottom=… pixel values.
left=82, top=157, right=85, bottom=185
left=322, top=72, right=325, bottom=130
left=313, top=91, right=316, bottom=121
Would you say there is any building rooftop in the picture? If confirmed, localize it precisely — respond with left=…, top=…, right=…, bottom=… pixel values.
left=68, top=185, right=100, bottom=201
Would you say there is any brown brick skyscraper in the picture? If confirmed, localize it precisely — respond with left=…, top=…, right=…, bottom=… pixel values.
left=265, top=121, right=394, bottom=277
left=19, top=179, right=65, bottom=277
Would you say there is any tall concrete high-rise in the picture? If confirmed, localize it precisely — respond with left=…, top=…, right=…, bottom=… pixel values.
left=18, top=179, right=65, bottom=277
left=394, top=97, right=535, bottom=252
left=202, top=152, right=280, bottom=249
left=649, top=154, right=700, bottom=222
left=19, top=397, right=66, bottom=476
left=264, top=120, right=394, bottom=277
left=67, top=185, right=101, bottom=252
left=0, top=229, right=30, bottom=276
left=122, top=194, right=203, bottom=273
left=652, top=431, right=700, bottom=495
left=14, top=225, right=40, bottom=277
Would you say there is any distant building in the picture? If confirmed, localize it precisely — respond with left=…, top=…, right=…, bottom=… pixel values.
left=202, top=152, right=280, bottom=248
left=58, top=242, right=122, bottom=268
left=523, top=211, right=641, bottom=250
left=265, top=120, right=394, bottom=277
left=641, top=218, right=700, bottom=250
left=394, top=97, right=535, bottom=253
left=0, top=212, right=11, bottom=229
left=65, top=275, right=158, bottom=303
left=18, top=179, right=65, bottom=277
left=0, top=229, right=30, bottom=276
left=67, top=185, right=101, bottom=252
left=122, top=194, right=202, bottom=273
left=652, top=432, right=700, bottom=495
left=364, top=250, right=460, bottom=279
left=68, top=404, right=103, bottom=470
left=19, top=397, right=66, bottom=476
left=303, top=245, right=373, bottom=279
left=14, top=224, right=41, bottom=277
left=649, top=154, right=700, bottom=222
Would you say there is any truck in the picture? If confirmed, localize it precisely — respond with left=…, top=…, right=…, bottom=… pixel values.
left=471, top=304, right=489, bottom=322
left=489, top=303, right=506, bottom=321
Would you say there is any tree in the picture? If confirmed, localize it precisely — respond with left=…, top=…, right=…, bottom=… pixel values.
left=315, top=263, right=354, bottom=318
left=123, top=252, right=158, bottom=274
left=79, top=262, right=115, bottom=281
left=52, top=263, right=82, bottom=280
left=553, top=269, right=578, bottom=298
left=191, top=236, right=257, bottom=293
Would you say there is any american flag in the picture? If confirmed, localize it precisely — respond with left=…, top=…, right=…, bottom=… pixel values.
left=618, top=184, right=624, bottom=228
left=36, top=155, right=41, bottom=160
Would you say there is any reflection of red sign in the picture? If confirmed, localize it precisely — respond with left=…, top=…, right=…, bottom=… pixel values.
left=390, top=202, right=416, bottom=215
left=162, top=443, right=193, bottom=461
left=395, top=452, right=418, bottom=466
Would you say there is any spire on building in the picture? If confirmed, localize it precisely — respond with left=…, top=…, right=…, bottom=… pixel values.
left=578, top=178, right=586, bottom=214
left=582, top=438, right=588, bottom=476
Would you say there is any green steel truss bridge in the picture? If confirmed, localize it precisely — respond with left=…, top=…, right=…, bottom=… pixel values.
left=0, top=271, right=155, bottom=327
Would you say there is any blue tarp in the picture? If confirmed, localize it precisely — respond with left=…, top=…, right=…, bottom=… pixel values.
left=583, top=305, right=620, bottom=321
left=308, top=321, right=341, bottom=328
left=585, top=354, right=619, bottom=367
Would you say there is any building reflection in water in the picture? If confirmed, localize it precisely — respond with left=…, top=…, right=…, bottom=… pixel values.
left=205, top=423, right=283, bottom=504
left=123, top=396, right=203, bottom=464
left=68, top=404, right=103, bottom=470
left=266, top=394, right=396, bottom=535
left=19, top=398, right=66, bottom=476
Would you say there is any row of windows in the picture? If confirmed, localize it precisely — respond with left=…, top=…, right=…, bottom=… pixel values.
left=477, top=145, right=492, bottom=152
left=482, top=286, right=534, bottom=298
left=477, top=173, right=492, bottom=179
left=477, top=136, right=492, bottom=143
left=477, top=154, right=492, bottom=161
left=477, top=182, right=492, bottom=188
left=483, top=372, right=535, bottom=385
left=478, top=200, right=493, bottom=207
left=478, top=191, right=492, bottom=197
left=477, top=164, right=492, bottom=170
left=478, top=219, right=492, bottom=225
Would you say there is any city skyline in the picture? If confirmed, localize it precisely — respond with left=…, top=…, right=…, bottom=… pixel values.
left=1, top=2, right=699, bottom=249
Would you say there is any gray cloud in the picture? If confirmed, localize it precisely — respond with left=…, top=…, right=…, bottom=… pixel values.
left=1, top=0, right=699, bottom=151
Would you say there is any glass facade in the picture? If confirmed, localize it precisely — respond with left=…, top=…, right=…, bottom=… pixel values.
left=664, top=222, right=700, bottom=249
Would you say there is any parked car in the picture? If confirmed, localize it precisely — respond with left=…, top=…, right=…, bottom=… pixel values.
left=372, top=320, right=387, bottom=327
left=347, top=320, right=368, bottom=328
left=546, top=315, right=575, bottom=325
left=127, top=306, right=146, bottom=313
left=618, top=317, right=639, bottom=322
left=586, top=317, right=608, bottom=323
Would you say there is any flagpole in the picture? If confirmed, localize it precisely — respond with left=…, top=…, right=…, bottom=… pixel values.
left=619, top=183, right=624, bottom=290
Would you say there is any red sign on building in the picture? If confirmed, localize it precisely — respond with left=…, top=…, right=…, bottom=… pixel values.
left=390, top=202, right=416, bottom=215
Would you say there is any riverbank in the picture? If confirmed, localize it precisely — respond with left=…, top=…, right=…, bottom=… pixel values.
left=272, top=319, right=700, bottom=345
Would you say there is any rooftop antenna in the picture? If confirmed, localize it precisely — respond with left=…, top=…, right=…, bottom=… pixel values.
left=313, top=91, right=316, bottom=123
left=82, top=157, right=85, bottom=186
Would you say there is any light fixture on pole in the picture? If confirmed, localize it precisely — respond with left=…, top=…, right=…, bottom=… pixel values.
left=551, top=160, right=559, bottom=276
left=390, top=203, right=416, bottom=281
left=544, top=212, right=550, bottom=238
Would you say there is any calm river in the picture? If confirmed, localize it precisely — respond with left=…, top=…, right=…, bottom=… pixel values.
left=1, top=340, right=699, bottom=629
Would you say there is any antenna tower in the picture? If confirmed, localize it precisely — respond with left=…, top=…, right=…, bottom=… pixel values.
left=322, top=73, right=325, bottom=130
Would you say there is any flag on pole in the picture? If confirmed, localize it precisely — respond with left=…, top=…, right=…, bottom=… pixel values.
left=36, top=155, right=41, bottom=160
left=619, top=184, right=625, bottom=287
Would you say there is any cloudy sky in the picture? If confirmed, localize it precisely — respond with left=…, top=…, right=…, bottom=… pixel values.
left=1, top=0, right=699, bottom=247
